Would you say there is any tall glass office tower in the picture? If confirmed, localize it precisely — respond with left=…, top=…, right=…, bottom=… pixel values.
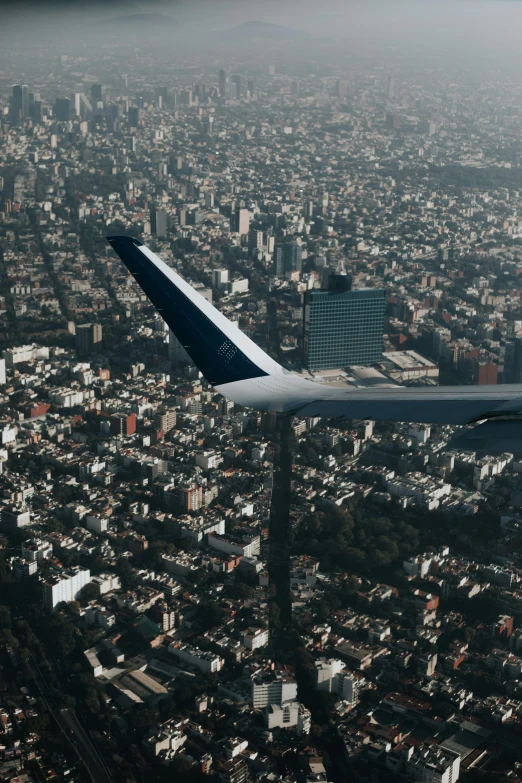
left=304, top=278, right=386, bottom=371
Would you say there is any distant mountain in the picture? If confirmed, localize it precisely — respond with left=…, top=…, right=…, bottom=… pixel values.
left=221, top=21, right=311, bottom=41
left=3, top=0, right=140, bottom=10
left=103, top=13, right=178, bottom=27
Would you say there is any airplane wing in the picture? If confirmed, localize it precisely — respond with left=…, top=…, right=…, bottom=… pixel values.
left=107, top=236, right=522, bottom=437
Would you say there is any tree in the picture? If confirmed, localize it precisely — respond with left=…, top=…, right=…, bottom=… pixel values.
left=0, top=605, right=11, bottom=630
left=78, top=582, right=100, bottom=606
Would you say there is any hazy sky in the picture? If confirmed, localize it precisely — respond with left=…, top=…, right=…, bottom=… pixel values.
left=2, top=0, right=522, bottom=54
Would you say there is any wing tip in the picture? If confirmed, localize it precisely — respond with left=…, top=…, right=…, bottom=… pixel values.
left=106, top=235, right=144, bottom=248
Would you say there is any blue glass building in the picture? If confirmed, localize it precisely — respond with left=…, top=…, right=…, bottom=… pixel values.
left=304, top=284, right=386, bottom=371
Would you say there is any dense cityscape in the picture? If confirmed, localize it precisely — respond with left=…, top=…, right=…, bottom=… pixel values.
left=2, top=4, right=522, bottom=783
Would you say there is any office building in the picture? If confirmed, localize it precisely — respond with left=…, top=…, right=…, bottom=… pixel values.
left=11, top=84, right=28, bottom=124
left=273, top=244, right=285, bottom=277
left=41, top=566, right=91, bottom=609
left=230, top=75, right=241, bottom=99
left=304, top=277, right=385, bottom=371
left=504, top=338, right=522, bottom=384
left=128, top=106, right=139, bottom=126
left=54, top=97, right=71, bottom=122
left=151, top=208, right=168, bottom=238
left=30, top=101, right=42, bottom=123
left=76, top=323, right=103, bottom=356
left=248, top=228, right=264, bottom=257
left=91, top=83, right=102, bottom=103
left=284, top=240, right=302, bottom=273
left=0, top=358, right=5, bottom=385
left=218, top=69, right=227, bottom=97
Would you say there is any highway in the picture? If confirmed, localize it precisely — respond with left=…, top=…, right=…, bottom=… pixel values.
left=30, top=656, right=112, bottom=783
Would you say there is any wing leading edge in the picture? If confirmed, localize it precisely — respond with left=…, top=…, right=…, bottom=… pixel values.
left=108, top=236, right=522, bottom=427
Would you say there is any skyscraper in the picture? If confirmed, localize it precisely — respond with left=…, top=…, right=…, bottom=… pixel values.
left=248, top=228, right=264, bottom=257
left=128, top=106, right=139, bottom=127
left=284, top=241, right=302, bottom=273
left=231, top=75, right=241, bottom=99
left=54, top=98, right=71, bottom=122
left=11, top=84, right=28, bottom=124
left=504, top=339, right=522, bottom=384
left=218, top=69, right=227, bottom=97
left=151, top=209, right=168, bottom=238
left=304, top=277, right=386, bottom=371
left=91, top=83, right=102, bottom=103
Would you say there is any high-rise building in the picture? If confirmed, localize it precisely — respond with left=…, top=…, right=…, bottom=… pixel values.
left=91, top=83, right=102, bottom=103
left=76, top=323, right=103, bottom=356
left=110, top=412, right=137, bottom=436
left=248, top=228, right=264, bottom=257
left=151, top=209, right=168, bottom=238
left=251, top=670, right=297, bottom=708
left=284, top=240, right=302, bottom=273
left=0, top=358, right=5, bottom=385
left=212, top=269, right=229, bottom=289
left=504, top=339, right=522, bottom=384
left=273, top=244, right=285, bottom=277
left=54, top=97, right=71, bottom=122
left=231, top=74, right=241, bottom=99
left=128, top=106, right=139, bottom=126
left=234, top=208, right=250, bottom=236
left=304, top=277, right=385, bottom=371
left=218, top=69, right=227, bottom=97
left=154, top=408, right=177, bottom=433
left=386, top=74, right=395, bottom=101
left=11, top=84, right=28, bottom=124
left=30, top=101, right=43, bottom=123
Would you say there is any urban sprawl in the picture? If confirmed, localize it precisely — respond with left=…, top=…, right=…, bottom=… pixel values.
left=1, top=31, right=522, bottom=783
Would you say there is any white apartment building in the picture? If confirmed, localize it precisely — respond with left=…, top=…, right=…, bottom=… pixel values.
left=243, top=628, right=269, bottom=651
left=21, top=538, right=52, bottom=563
left=195, top=450, right=223, bottom=470
left=251, top=672, right=297, bottom=709
left=86, top=515, right=109, bottom=535
left=168, top=643, right=224, bottom=674
left=91, top=573, right=121, bottom=595
left=208, top=534, right=260, bottom=559
left=314, top=658, right=345, bottom=691
left=265, top=702, right=311, bottom=734
left=84, top=606, right=116, bottom=629
left=2, top=344, right=49, bottom=367
left=313, top=658, right=362, bottom=705
left=48, top=388, right=85, bottom=408
left=228, top=278, right=249, bottom=295
left=41, top=566, right=91, bottom=609
left=406, top=745, right=460, bottom=783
